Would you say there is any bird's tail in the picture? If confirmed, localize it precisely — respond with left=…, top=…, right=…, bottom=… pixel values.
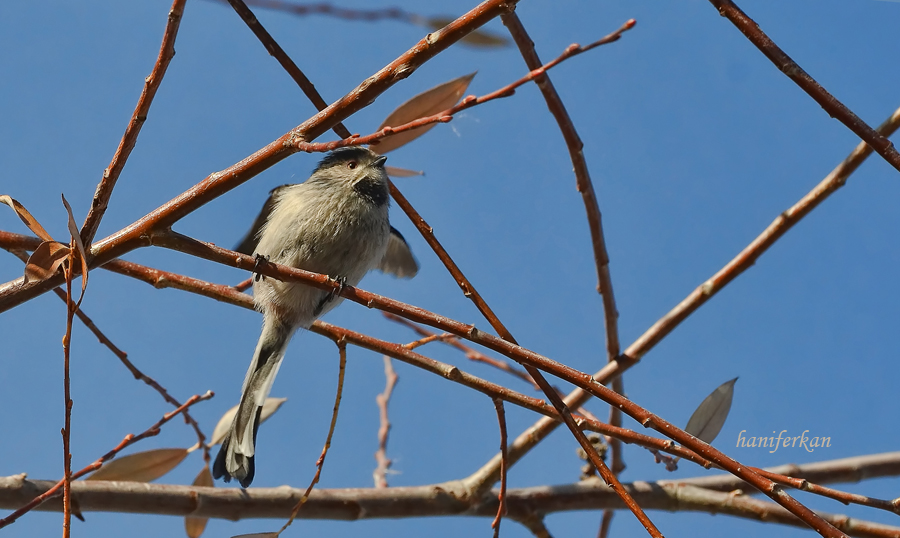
left=213, top=315, right=292, bottom=487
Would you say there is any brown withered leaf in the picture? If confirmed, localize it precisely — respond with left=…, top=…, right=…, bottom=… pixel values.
left=425, top=17, right=510, bottom=48
left=62, top=194, right=88, bottom=303
left=24, top=241, right=70, bottom=283
left=184, top=466, right=214, bottom=538
left=373, top=72, right=475, bottom=154
left=384, top=165, right=425, bottom=178
left=209, top=398, right=288, bottom=446
left=685, top=377, right=738, bottom=444
left=87, top=448, right=189, bottom=482
left=0, top=194, right=54, bottom=241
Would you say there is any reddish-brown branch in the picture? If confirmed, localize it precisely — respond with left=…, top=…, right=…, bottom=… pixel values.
left=384, top=312, right=540, bottom=390
left=0, top=0, right=522, bottom=312
left=295, top=19, right=636, bottom=153
left=500, top=12, right=621, bottom=366
left=312, top=321, right=710, bottom=467
left=750, top=467, right=900, bottom=516
left=491, top=398, right=508, bottom=538
left=707, top=0, right=900, bottom=174
left=80, top=0, right=187, bottom=248
left=373, top=356, right=398, bottom=488
left=0, top=392, right=213, bottom=530
left=224, top=0, right=352, bottom=139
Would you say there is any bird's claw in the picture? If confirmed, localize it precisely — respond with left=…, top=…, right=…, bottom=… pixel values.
left=329, top=275, right=348, bottom=301
left=253, top=254, right=270, bottom=282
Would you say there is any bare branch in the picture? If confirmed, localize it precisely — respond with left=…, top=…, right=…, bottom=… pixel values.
left=80, top=0, right=187, bottom=247
left=707, top=0, right=900, bottom=174
left=296, top=19, right=637, bottom=153
left=4, top=472, right=900, bottom=538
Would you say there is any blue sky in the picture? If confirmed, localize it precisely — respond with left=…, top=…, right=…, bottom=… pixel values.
left=1, top=1, right=899, bottom=537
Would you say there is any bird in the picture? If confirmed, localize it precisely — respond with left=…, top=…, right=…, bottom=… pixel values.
left=213, top=146, right=418, bottom=487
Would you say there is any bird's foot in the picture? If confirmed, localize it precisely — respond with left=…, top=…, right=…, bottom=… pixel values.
left=329, top=275, right=348, bottom=301
left=253, top=254, right=270, bottom=282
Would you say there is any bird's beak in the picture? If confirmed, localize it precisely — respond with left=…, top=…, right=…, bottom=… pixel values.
left=373, top=156, right=387, bottom=168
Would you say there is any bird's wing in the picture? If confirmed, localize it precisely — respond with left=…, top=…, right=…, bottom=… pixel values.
left=234, top=185, right=291, bottom=255
left=377, top=227, right=419, bottom=278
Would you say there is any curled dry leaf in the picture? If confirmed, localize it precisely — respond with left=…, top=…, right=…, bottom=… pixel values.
left=209, top=397, right=288, bottom=446
left=62, top=194, right=89, bottom=302
left=86, top=448, right=189, bottom=482
left=384, top=165, right=425, bottom=178
left=184, top=466, right=214, bottom=538
left=425, top=17, right=510, bottom=48
left=0, top=194, right=54, bottom=241
left=684, top=377, right=738, bottom=444
left=24, top=241, right=70, bottom=283
left=373, top=72, right=476, bottom=154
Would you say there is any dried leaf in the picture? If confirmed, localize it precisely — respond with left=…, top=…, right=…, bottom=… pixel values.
left=209, top=398, right=288, bottom=446
left=87, top=448, right=189, bottom=482
left=24, top=241, right=70, bottom=283
left=0, top=194, right=54, bottom=241
left=185, top=466, right=214, bottom=538
left=373, top=72, right=475, bottom=153
left=685, top=377, right=738, bottom=444
left=61, top=194, right=88, bottom=303
left=385, top=165, right=424, bottom=178
left=426, top=17, right=509, bottom=48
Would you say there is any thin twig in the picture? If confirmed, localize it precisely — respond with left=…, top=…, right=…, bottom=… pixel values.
left=278, top=340, right=347, bottom=534
left=491, top=398, right=508, bottom=538
left=223, top=0, right=352, bottom=139
left=61, top=252, right=76, bottom=538
left=500, top=12, right=621, bottom=366
left=707, top=0, right=900, bottom=174
left=0, top=392, right=213, bottom=529
left=373, top=356, right=398, bottom=488
left=80, top=0, right=187, bottom=247
left=296, top=19, right=637, bottom=153
left=384, top=312, right=539, bottom=390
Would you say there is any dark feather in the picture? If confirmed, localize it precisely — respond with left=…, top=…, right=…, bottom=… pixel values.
left=378, top=227, right=419, bottom=278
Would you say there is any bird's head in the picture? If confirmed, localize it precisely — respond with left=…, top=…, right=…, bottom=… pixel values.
left=309, top=147, right=389, bottom=206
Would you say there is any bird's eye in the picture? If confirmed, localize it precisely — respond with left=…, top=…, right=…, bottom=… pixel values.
left=347, top=161, right=358, bottom=169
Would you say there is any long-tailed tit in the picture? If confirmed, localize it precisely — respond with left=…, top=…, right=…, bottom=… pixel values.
left=213, top=147, right=418, bottom=487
